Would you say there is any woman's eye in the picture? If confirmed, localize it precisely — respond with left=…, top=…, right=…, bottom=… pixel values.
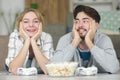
left=35, top=21, right=39, bottom=23
left=23, top=20, right=28, bottom=23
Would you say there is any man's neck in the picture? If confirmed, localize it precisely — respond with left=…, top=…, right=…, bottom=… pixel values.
left=79, top=40, right=88, bottom=50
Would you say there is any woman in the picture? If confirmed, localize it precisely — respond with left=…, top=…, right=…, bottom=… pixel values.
left=5, top=8, right=54, bottom=75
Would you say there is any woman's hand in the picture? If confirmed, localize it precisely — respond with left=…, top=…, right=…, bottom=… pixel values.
left=31, top=22, right=42, bottom=41
left=19, top=22, right=30, bottom=41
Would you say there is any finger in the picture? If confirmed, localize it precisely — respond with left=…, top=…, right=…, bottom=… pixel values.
left=89, top=19, right=92, bottom=30
left=39, top=22, right=42, bottom=31
left=72, top=23, right=76, bottom=38
left=92, top=20, right=96, bottom=32
left=20, top=22, right=24, bottom=32
left=72, top=23, right=76, bottom=31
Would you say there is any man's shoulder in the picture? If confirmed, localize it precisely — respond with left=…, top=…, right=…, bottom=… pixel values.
left=96, top=31, right=111, bottom=40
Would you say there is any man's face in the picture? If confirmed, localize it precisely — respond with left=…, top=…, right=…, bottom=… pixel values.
left=74, top=12, right=93, bottom=40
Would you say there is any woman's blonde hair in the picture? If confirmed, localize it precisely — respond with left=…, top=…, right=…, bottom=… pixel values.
left=16, top=8, right=44, bottom=30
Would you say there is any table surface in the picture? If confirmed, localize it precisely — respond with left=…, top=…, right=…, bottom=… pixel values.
left=0, top=71, right=120, bottom=80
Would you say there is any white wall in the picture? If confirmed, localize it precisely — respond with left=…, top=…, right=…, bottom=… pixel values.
left=69, top=0, right=119, bottom=12
left=0, top=0, right=25, bottom=35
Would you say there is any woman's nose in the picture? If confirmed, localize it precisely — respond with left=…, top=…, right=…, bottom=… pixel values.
left=29, top=21, right=33, bottom=27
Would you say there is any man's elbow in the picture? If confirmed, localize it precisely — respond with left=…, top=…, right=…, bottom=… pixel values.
left=106, top=65, right=120, bottom=74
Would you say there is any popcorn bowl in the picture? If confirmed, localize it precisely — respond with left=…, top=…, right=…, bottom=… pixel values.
left=45, top=62, right=78, bottom=77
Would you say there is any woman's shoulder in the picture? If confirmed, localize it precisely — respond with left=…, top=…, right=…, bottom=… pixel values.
left=9, top=29, right=19, bottom=37
left=41, top=32, right=52, bottom=37
left=40, top=32, right=52, bottom=40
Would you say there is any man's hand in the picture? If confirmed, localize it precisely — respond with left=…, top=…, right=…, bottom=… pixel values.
left=85, top=20, right=97, bottom=49
left=71, top=23, right=82, bottom=48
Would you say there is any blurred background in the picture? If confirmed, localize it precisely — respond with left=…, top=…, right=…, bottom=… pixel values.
left=0, top=0, right=120, bottom=71
left=0, top=0, right=120, bottom=46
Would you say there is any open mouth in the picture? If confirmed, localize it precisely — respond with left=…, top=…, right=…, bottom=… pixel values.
left=26, top=29, right=36, bottom=32
left=77, top=28, right=87, bottom=40
left=79, top=28, right=87, bottom=33
left=25, top=29, right=38, bottom=37
left=77, top=28, right=87, bottom=34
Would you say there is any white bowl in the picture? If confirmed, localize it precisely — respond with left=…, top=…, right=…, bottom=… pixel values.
left=45, top=62, right=78, bottom=76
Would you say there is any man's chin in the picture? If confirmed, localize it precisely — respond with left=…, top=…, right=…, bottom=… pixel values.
left=80, top=36, right=85, bottom=40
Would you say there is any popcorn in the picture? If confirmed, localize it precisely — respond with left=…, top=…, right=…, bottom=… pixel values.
left=45, top=62, right=78, bottom=76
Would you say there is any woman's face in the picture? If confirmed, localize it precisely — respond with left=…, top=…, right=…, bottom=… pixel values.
left=21, top=11, right=40, bottom=37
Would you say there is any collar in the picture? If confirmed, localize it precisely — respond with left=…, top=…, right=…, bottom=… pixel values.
left=19, top=36, right=41, bottom=46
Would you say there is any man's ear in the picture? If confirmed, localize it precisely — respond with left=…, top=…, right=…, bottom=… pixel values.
left=96, top=23, right=99, bottom=29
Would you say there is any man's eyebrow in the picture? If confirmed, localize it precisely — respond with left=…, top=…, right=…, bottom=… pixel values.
left=75, top=18, right=79, bottom=20
left=82, top=18, right=90, bottom=20
left=75, top=18, right=90, bottom=20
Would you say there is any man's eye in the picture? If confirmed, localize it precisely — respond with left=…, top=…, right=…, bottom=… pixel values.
left=75, top=20, right=79, bottom=24
left=83, top=20, right=89, bottom=23
left=83, top=20, right=86, bottom=23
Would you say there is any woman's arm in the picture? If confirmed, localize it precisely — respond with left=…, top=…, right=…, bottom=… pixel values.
left=9, top=39, right=30, bottom=75
left=10, top=23, right=31, bottom=75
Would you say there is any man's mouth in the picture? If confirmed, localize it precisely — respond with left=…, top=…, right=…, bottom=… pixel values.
left=77, top=28, right=87, bottom=40
left=80, top=36, right=85, bottom=40
left=77, top=28, right=87, bottom=32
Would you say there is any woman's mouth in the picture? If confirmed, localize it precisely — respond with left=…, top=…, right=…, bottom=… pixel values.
left=26, top=29, right=36, bottom=33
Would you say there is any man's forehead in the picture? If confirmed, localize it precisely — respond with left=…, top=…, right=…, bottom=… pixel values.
left=75, top=17, right=90, bottom=20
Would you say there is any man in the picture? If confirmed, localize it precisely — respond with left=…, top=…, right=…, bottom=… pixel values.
left=50, top=5, right=119, bottom=73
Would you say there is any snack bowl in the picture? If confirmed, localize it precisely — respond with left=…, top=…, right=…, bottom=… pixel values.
left=45, top=62, right=78, bottom=77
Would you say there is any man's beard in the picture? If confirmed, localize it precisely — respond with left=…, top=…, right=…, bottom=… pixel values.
left=77, top=28, right=87, bottom=40
left=80, top=36, right=85, bottom=40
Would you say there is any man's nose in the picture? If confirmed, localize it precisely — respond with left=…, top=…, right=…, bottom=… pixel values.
left=78, top=21, right=83, bottom=27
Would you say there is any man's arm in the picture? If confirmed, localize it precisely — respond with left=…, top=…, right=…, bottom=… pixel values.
left=91, top=36, right=119, bottom=73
